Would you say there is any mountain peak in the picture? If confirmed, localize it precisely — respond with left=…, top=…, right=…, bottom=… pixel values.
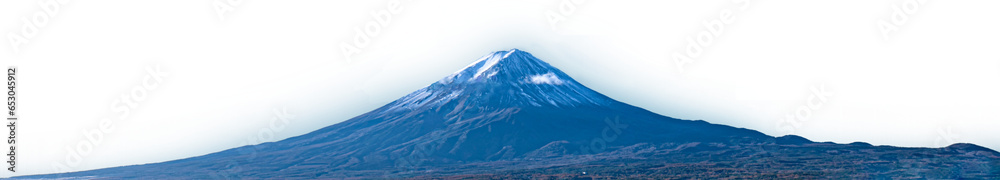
left=440, top=49, right=575, bottom=85
left=379, top=49, right=614, bottom=111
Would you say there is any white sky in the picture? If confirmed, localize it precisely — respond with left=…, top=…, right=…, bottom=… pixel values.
left=2, top=0, right=999, bottom=177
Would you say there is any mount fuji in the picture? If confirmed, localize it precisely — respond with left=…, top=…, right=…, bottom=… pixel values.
left=16, top=49, right=1000, bottom=179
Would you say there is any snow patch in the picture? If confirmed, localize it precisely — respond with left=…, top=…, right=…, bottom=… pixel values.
left=387, top=89, right=464, bottom=111
left=502, top=49, right=516, bottom=59
left=484, top=70, right=498, bottom=78
left=448, top=53, right=495, bottom=80
left=528, top=72, right=565, bottom=85
left=472, top=52, right=504, bottom=79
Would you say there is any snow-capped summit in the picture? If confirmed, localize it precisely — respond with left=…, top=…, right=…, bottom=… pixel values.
left=398, top=49, right=613, bottom=109
left=441, top=48, right=576, bottom=85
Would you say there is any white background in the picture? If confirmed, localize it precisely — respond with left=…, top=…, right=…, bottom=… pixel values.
left=2, top=0, right=999, bottom=177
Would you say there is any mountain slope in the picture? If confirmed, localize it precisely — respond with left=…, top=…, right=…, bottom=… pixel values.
left=16, top=49, right=999, bottom=179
